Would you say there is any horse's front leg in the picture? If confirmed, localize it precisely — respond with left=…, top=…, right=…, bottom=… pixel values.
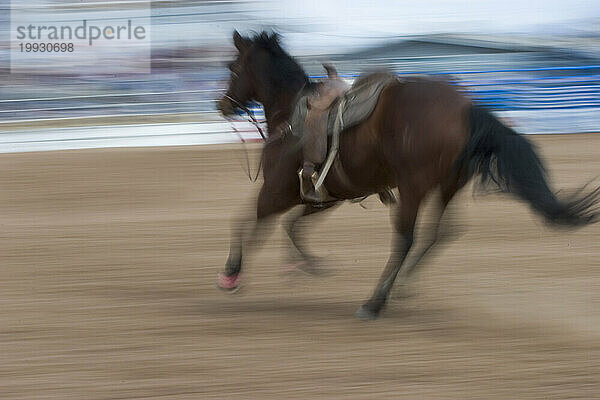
left=282, top=202, right=339, bottom=274
left=218, top=176, right=301, bottom=292
left=217, top=212, right=251, bottom=292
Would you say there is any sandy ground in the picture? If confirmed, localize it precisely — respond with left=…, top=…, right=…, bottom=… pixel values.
left=0, top=135, right=599, bottom=399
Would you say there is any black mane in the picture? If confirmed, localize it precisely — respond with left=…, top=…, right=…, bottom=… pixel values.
left=250, top=32, right=283, bottom=54
left=249, top=32, right=311, bottom=91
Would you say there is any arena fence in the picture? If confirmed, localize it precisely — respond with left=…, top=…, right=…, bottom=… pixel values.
left=1, top=65, right=598, bottom=141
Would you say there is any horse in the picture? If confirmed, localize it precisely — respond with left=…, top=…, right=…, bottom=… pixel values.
left=216, top=31, right=599, bottom=320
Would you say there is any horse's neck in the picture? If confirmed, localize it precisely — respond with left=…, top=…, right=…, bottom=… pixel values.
left=262, top=86, right=304, bottom=133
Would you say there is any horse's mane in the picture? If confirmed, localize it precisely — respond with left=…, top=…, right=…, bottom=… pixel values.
left=249, top=32, right=312, bottom=92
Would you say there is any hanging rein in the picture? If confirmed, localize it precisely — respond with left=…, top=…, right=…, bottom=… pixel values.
left=224, top=95, right=267, bottom=182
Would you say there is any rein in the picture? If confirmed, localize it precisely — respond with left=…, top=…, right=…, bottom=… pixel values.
left=225, top=95, right=267, bottom=141
left=223, top=81, right=306, bottom=182
left=224, top=95, right=267, bottom=182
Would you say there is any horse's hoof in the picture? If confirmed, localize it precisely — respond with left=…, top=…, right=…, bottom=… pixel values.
left=283, top=261, right=307, bottom=273
left=355, top=305, right=379, bottom=321
left=284, top=260, right=320, bottom=276
left=216, top=272, right=241, bottom=293
left=390, top=284, right=415, bottom=300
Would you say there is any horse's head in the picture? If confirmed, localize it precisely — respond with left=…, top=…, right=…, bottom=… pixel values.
left=218, top=31, right=274, bottom=116
left=218, top=31, right=308, bottom=120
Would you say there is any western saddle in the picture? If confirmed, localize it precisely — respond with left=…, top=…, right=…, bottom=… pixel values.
left=299, top=64, right=398, bottom=206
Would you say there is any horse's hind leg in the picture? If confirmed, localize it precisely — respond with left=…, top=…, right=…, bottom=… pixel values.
left=391, top=178, right=465, bottom=296
left=282, top=202, right=339, bottom=274
left=356, top=192, right=422, bottom=320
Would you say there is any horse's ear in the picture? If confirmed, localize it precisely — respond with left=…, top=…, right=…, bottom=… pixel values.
left=233, top=30, right=249, bottom=51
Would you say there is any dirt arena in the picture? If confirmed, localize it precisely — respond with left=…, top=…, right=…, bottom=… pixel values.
left=0, top=134, right=598, bottom=399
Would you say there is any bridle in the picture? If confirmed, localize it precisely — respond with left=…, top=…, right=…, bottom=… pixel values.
left=224, top=94, right=267, bottom=141
left=222, top=80, right=306, bottom=182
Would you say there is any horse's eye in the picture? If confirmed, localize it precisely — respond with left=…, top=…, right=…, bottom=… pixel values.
left=228, top=62, right=236, bottom=71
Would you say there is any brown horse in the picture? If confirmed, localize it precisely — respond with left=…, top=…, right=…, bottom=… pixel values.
left=217, top=31, right=599, bottom=320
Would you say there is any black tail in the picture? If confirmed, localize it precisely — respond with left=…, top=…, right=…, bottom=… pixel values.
left=460, top=105, right=599, bottom=226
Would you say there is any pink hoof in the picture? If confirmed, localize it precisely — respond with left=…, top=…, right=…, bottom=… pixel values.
left=217, top=272, right=241, bottom=293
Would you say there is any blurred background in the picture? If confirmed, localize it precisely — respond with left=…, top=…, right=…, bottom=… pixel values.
left=1, top=0, right=599, bottom=152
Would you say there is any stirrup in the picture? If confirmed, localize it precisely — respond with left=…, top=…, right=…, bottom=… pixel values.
left=298, top=168, right=329, bottom=204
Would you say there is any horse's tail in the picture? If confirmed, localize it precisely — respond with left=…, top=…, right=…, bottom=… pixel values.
left=459, top=105, right=599, bottom=226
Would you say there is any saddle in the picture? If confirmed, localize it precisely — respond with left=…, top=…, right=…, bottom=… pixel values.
left=289, top=69, right=398, bottom=141
left=290, top=66, right=399, bottom=205
left=304, top=65, right=351, bottom=142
